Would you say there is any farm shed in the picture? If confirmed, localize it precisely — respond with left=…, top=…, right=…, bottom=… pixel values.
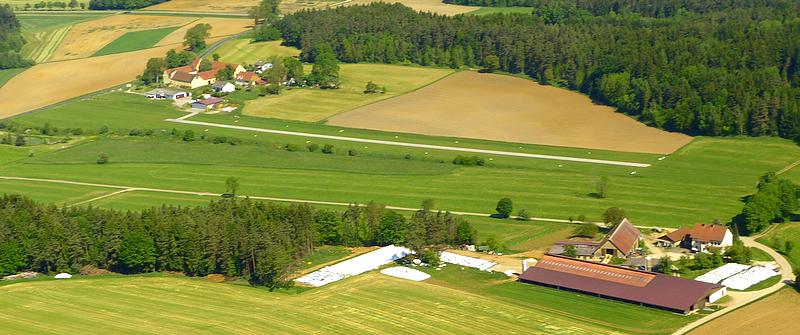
left=145, top=88, right=191, bottom=100
left=191, top=97, right=223, bottom=110
left=592, top=218, right=641, bottom=258
left=212, top=81, right=236, bottom=93
left=519, top=255, right=725, bottom=314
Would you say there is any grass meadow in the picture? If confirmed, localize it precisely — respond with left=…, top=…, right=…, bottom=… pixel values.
left=2, top=93, right=799, bottom=229
left=211, top=38, right=301, bottom=64
left=92, top=26, right=180, bottom=56
left=0, top=267, right=702, bottom=335
left=757, top=222, right=800, bottom=271
left=0, top=68, right=25, bottom=87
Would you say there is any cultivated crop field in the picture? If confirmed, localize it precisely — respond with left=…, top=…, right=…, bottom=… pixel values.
left=242, top=64, right=454, bottom=121
left=329, top=71, right=693, bottom=154
left=688, top=288, right=800, bottom=335
left=211, top=39, right=301, bottom=64
left=17, top=13, right=108, bottom=63
left=0, top=268, right=702, bottom=334
left=92, top=26, right=181, bottom=56
left=2, top=93, right=799, bottom=229
left=344, top=0, right=478, bottom=16
left=0, top=68, right=25, bottom=88
left=153, top=17, right=253, bottom=46
left=48, top=14, right=195, bottom=61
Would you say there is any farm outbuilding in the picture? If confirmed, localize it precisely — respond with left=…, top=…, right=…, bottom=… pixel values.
left=191, top=97, right=224, bottom=110
left=519, top=255, right=725, bottom=314
left=145, top=88, right=191, bottom=100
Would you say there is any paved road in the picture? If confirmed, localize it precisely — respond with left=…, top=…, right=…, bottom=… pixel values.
left=166, top=116, right=652, bottom=168
left=0, top=175, right=579, bottom=224
left=672, top=236, right=794, bottom=335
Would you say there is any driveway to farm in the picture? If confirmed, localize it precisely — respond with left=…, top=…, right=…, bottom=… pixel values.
left=674, top=237, right=794, bottom=335
left=0, top=175, right=578, bottom=224
left=166, top=114, right=652, bottom=168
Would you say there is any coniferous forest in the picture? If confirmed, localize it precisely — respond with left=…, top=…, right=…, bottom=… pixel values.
left=88, top=0, right=168, bottom=10
left=0, top=5, right=33, bottom=69
left=0, top=195, right=476, bottom=288
left=280, top=2, right=800, bottom=141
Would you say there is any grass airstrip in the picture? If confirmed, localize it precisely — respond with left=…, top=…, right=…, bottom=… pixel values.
left=0, top=267, right=705, bottom=334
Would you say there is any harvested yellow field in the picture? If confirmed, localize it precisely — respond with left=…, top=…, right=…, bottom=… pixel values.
left=155, top=17, right=253, bottom=46
left=344, top=0, right=477, bottom=16
left=49, top=14, right=195, bottom=61
left=144, top=0, right=335, bottom=13
left=0, top=46, right=172, bottom=118
left=328, top=71, right=693, bottom=154
left=689, top=289, right=800, bottom=335
left=144, top=0, right=259, bottom=13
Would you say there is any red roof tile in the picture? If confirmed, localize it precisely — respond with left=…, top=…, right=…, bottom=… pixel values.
left=601, top=218, right=640, bottom=256
left=687, top=224, right=729, bottom=242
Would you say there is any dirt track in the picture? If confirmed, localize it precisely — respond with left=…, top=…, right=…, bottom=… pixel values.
left=328, top=71, right=693, bottom=154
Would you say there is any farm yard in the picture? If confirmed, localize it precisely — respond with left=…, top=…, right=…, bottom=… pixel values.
left=328, top=71, right=693, bottom=154
left=241, top=64, right=454, bottom=121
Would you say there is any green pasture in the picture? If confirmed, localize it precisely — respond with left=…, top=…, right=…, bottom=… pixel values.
left=211, top=39, right=301, bottom=64
left=757, top=222, right=800, bottom=271
left=241, top=63, right=455, bottom=121
left=0, top=68, right=25, bottom=88
left=0, top=178, right=112, bottom=205
left=0, top=268, right=699, bottom=335
left=468, top=7, right=534, bottom=15
left=2, top=93, right=799, bottom=229
left=92, top=26, right=180, bottom=56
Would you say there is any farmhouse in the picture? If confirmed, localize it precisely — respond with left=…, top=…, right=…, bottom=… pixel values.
left=519, top=255, right=726, bottom=314
left=593, top=218, right=641, bottom=258
left=163, top=59, right=246, bottom=89
left=145, top=88, right=191, bottom=100
left=657, top=224, right=734, bottom=252
left=191, top=97, right=224, bottom=110
left=212, top=81, right=236, bottom=93
left=235, top=71, right=266, bottom=86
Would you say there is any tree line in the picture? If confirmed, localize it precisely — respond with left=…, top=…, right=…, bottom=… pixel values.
left=0, top=5, right=33, bottom=69
left=279, top=3, right=800, bottom=143
left=88, top=0, right=167, bottom=10
left=0, top=194, right=477, bottom=288
left=738, top=172, right=799, bottom=234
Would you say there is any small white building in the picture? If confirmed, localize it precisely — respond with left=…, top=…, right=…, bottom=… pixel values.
left=145, top=88, right=191, bottom=100
left=212, top=81, right=236, bottom=93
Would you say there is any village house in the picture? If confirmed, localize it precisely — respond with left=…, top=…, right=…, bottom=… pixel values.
left=657, top=224, right=734, bottom=252
left=235, top=71, right=266, bottom=86
left=163, top=59, right=246, bottom=89
left=254, top=60, right=273, bottom=74
left=592, top=218, right=641, bottom=258
left=212, top=81, right=236, bottom=93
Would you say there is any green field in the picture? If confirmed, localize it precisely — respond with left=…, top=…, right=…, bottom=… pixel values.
left=212, top=39, right=301, bottom=64
left=468, top=7, right=534, bottom=15
left=241, top=63, right=455, bottom=121
left=2, top=92, right=799, bottom=230
left=0, top=266, right=703, bottom=334
left=757, top=222, right=800, bottom=271
left=0, top=0, right=89, bottom=10
left=92, top=26, right=180, bottom=56
left=17, top=13, right=106, bottom=62
left=0, top=68, right=25, bottom=87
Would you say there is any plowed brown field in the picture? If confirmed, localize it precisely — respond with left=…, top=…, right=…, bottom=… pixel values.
left=327, top=71, right=692, bottom=154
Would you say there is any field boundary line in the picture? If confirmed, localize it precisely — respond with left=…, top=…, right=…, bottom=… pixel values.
left=166, top=116, right=652, bottom=168
left=0, top=175, right=581, bottom=224
left=776, top=158, right=800, bottom=175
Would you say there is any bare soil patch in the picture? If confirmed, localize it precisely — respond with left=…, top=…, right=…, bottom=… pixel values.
left=328, top=71, right=692, bottom=154
left=344, top=0, right=477, bottom=16
left=49, top=14, right=194, bottom=61
left=689, top=289, right=800, bottom=335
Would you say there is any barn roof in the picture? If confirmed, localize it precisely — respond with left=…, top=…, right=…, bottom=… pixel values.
left=170, top=71, right=196, bottom=83
left=599, top=218, right=640, bottom=256
left=519, top=255, right=724, bottom=313
left=659, top=224, right=729, bottom=243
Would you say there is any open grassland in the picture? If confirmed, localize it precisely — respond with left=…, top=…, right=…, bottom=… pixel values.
left=689, top=288, right=800, bottom=335
left=0, top=68, right=25, bottom=88
left=343, top=0, right=478, bottom=16
left=243, top=64, right=454, bottom=121
left=17, top=13, right=107, bottom=63
left=0, top=179, right=113, bottom=205
left=329, top=71, right=693, bottom=154
left=212, top=39, right=300, bottom=64
left=3, top=92, right=799, bottom=228
left=92, top=26, right=181, bottom=56
left=48, top=14, right=195, bottom=61
left=757, top=222, right=800, bottom=271
left=0, top=269, right=698, bottom=334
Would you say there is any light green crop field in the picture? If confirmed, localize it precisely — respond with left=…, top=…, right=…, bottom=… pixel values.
left=212, top=38, right=301, bottom=64
left=0, top=68, right=25, bottom=88
left=92, top=26, right=180, bottom=56
left=0, top=267, right=702, bottom=334
left=468, top=7, right=534, bottom=15
left=2, top=93, right=799, bottom=229
left=241, top=63, right=455, bottom=121
left=17, top=13, right=107, bottom=62
left=757, top=222, right=800, bottom=271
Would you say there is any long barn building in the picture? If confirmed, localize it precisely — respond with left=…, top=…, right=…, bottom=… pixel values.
left=519, top=255, right=725, bottom=314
